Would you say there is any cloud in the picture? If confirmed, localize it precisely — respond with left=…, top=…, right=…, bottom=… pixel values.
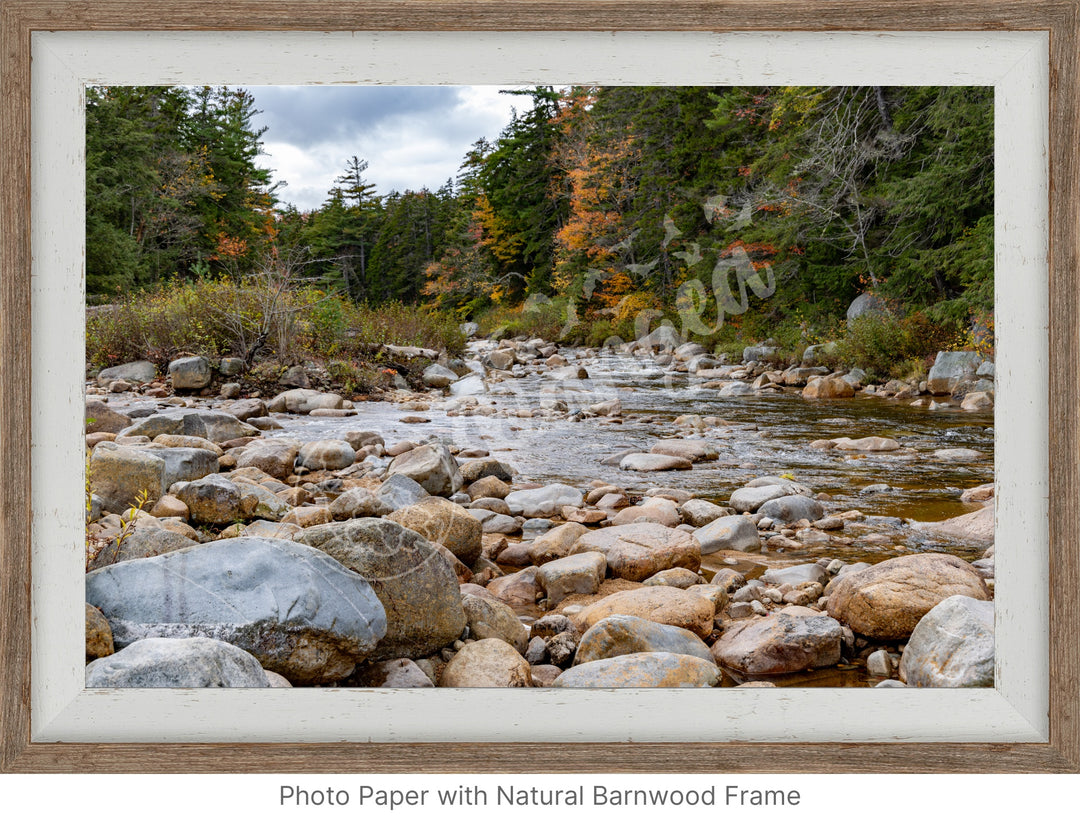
left=249, top=85, right=528, bottom=211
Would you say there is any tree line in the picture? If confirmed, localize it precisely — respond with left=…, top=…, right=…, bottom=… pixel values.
left=87, top=84, right=992, bottom=340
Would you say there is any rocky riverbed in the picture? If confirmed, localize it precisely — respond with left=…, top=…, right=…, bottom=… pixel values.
left=83, top=333, right=996, bottom=689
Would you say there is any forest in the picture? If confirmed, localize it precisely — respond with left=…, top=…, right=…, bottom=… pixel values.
left=86, top=84, right=993, bottom=376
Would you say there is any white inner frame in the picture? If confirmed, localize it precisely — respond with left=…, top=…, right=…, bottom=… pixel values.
left=30, top=30, right=1049, bottom=743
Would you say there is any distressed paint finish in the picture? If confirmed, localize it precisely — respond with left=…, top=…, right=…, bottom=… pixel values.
left=1, top=0, right=1078, bottom=773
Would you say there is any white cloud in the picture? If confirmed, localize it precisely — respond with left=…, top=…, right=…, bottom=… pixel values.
left=252, top=85, right=528, bottom=211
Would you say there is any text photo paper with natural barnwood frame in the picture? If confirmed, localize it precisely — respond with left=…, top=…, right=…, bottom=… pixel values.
left=1, top=1, right=1077, bottom=774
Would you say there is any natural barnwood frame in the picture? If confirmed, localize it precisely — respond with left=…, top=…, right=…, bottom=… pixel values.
left=1, top=1, right=1077, bottom=773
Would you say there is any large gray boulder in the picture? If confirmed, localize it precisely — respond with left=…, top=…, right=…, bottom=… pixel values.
left=119, top=408, right=258, bottom=443
left=574, top=614, right=714, bottom=666
left=898, top=595, right=994, bottom=687
left=846, top=292, right=889, bottom=324
left=758, top=494, right=825, bottom=524
left=927, top=351, right=982, bottom=395
left=693, top=514, right=761, bottom=554
left=711, top=613, right=842, bottom=676
left=85, top=537, right=387, bottom=684
left=97, top=360, right=157, bottom=385
left=85, top=637, right=270, bottom=688
left=729, top=480, right=812, bottom=513
left=267, top=388, right=345, bottom=414
left=295, top=518, right=466, bottom=660
left=422, top=363, right=459, bottom=389
left=386, top=444, right=463, bottom=497
left=553, top=652, right=720, bottom=688
left=168, top=356, right=212, bottom=391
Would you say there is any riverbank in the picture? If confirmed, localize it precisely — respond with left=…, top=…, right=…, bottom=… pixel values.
left=83, top=330, right=996, bottom=690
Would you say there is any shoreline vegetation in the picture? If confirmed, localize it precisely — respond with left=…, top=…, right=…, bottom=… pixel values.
left=83, top=83, right=995, bottom=690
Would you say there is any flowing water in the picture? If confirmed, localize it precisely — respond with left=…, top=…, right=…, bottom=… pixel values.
left=272, top=347, right=993, bottom=573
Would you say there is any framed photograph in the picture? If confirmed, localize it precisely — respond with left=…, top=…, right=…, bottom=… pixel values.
left=1, top=1, right=1077, bottom=773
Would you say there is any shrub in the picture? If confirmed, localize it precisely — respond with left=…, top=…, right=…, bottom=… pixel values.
left=834, top=311, right=960, bottom=382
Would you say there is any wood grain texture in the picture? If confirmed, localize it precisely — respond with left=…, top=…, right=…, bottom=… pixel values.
left=1, top=0, right=1078, bottom=774
left=0, top=0, right=33, bottom=774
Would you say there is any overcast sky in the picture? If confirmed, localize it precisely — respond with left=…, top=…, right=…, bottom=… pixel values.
left=248, top=85, right=528, bottom=212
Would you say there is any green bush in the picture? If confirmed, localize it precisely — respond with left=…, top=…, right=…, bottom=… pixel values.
left=834, top=311, right=959, bottom=382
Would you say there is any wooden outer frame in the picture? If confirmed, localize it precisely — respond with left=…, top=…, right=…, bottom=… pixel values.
left=0, top=0, right=1076, bottom=774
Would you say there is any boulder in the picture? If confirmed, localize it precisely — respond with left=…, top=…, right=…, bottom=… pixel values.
left=729, top=480, right=811, bottom=513
left=85, top=637, right=270, bottom=688
left=826, top=552, right=991, bottom=639
left=619, top=453, right=693, bottom=472
left=168, top=356, right=212, bottom=391
left=846, top=292, right=889, bottom=324
left=574, top=614, right=714, bottom=665
left=643, top=568, right=705, bottom=588
left=354, top=658, right=435, bottom=688
left=295, top=518, right=466, bottom=660
left=927, top=351, right=982, bottom=395
left=461, top=591, right=529, bottom=653
left=711, top=614, right=842, bottom=676
left=831, top=436, right=901, bottom=452
left=486, top=567, right=543, bottom=607
left=537, top=551, right=607, bottom=606
left=679, top=499, right=732, bottom=528
left=609, top=496, right=682, bottom=527
left=528, top=522, right=590, bottom=565
left=803, top=377, right=855, bottom=399
left=574, top=586, right=714, bottom=638
left=649, top=439, right=718, bottom=462
left=913, top=504, right=994, bottom=546
left=85, top=537, right=387, bottom=684
left=137, top=446, right=220, bottom=489
left=329, top=488, right=392, bottom=520
left=119, top=408, right=258, bottom=443
left=97, top=360, right=157, bottom=385
left=386, top=444, right=463, bottom=497
left=267, top=388, right=345, bottom=414
left=89, top=443, right=166, bottom=515
left=85, top=399, right=133, bottom=434
left=961, top=391, right=994, bottom=411
left=85, top=603, right=114, bottom=659
left=422, top=363, right=459, bottom=389
left=170, top=474, right=248, bottom=525
left=693, top=515, right=761, bottom=554
left=297, top=439, right=356, bottom=471
left=440, top=638, right=532, bottom=687
left=460, top=458, right=516, bottom=485
left=898, top=595, right=994, bottom=687
left=758, top=495, right=825, bottom=524
left=505, top=484, right=583, bottom=518
left=467, top=475, right=511, bottom=501
left=376, top=474, right=430, bottom=511
left=761, top=563, right=827, bottom=587
left=553, top=652, right=720, bottom=688
left=387, top=497, right=483, bottom=566
left=570, top=523, right=701, bottom=581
